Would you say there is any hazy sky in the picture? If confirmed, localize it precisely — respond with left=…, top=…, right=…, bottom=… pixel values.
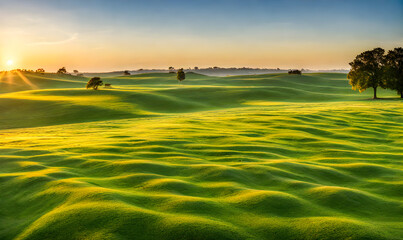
left=1, top=0, right=402, bottom=72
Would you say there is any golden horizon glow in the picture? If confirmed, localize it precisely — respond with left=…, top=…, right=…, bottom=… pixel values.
left=0, top=1, right=401, bottom=72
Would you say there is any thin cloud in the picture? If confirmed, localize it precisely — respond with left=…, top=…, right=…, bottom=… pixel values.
left=29, top=33, right=78, bottom=45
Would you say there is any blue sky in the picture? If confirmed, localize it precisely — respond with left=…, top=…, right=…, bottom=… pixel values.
left=1, top=0, right=402, bottom=71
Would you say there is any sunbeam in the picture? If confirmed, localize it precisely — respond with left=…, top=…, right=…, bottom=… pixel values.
left=0, top=71, right=5, bottom=84
left=16, top=71, right=38, bottom=89
left=6, top=71, right=14, bottom=86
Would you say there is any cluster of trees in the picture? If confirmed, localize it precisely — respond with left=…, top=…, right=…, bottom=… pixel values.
left=348, top=47, right=403, bottom=99
left=36, top=68, right=45, bottom=73
left=170, top=66, right=192, bottom=72
left=11, top=69, right=35, bottom=73
left=14, top=67, right=80, bottom=75
left=55, top=67, right=83, bottom=76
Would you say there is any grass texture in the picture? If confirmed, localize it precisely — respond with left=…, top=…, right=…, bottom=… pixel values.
left=0, top=72, right=402, bottom=240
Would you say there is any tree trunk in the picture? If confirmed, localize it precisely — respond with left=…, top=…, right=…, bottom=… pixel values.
left=373, top=87, right=377, bottom=99
left=400, top=91, right=403, bottom=98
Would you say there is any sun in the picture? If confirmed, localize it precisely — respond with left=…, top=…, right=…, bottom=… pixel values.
left=7, top=59, right=14, bottom=66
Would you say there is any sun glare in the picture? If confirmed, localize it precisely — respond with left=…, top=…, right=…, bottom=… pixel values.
left=6, top=59, right=14, bottom=66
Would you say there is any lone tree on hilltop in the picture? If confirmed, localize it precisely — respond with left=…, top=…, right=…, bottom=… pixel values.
left=124, top=70, right=131, bottom=76
left=177, top=68, right=185, bottom=82
left=169, top=66, right=175, bottom=73
left=86, top=77, right=103, bottom=90
left=57, top=67, right=67, bottom=74
left=384, top=47, right=403, bottom=98
left=348, top=48, right=386, bottom=99
left=288, top=69, right=301, bottom=75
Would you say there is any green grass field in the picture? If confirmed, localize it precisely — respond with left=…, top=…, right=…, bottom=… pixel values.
left=0, top=72, right=402, bottom=240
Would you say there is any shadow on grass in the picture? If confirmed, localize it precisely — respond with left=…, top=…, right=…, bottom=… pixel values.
left=360, top=97, right=403, bottom=101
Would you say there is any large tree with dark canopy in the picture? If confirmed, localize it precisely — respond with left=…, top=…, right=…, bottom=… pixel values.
left=384, top=47, right=403, bottom=98
left=348, top=48, right=386, bottom=99
left=86, top=77, right=103, bottom=90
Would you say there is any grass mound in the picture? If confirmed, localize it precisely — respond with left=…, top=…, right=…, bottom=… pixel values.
left=0, top=72, right=402, bottom=239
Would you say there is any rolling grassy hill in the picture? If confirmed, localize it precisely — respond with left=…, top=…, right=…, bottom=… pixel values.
left=0, top=72, right=402, bottom=240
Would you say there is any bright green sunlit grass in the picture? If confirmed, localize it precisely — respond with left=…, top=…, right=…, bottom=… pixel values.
left=0, top=72, right=402, bottom=240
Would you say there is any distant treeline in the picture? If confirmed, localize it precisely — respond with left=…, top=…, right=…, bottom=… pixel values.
left=2, top=67, right=349, bottom=77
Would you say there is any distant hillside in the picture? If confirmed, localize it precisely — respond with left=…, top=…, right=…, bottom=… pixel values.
left=0, top=72, right=396, bottom=130
left=81, top=68, right=350, bottom=78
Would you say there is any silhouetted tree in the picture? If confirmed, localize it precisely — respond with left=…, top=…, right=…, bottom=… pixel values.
left=86, top=77, right=103, bottom=90
left=57, top=67, right=67, bottom=74
left=288, top=69, right=301, bottom=75
left=73, top=70, right=79, bottom=74
left=169, top=66, right=175, bottom=73
left=348, top=48, right=386, bottom=99
left=177, top=68, right=185, bottom=82
left=124, top=70, right=131, bottom=76
left=384, top=47, right=403, bottom=98
left=194, top=66, right=199, bottom=70
left=36, top=68, right=45, bottom=73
